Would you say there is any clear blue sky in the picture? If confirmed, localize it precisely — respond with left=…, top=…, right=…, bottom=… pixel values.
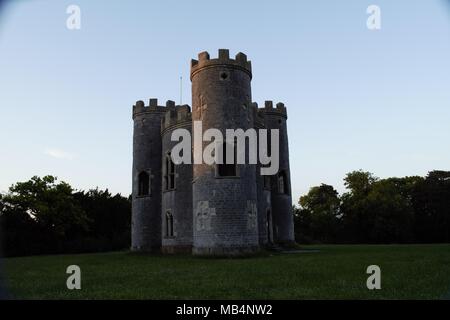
left=1, top=0, right=450, bottom=203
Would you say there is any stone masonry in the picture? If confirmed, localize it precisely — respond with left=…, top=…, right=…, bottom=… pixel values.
left=131, top=49, right=294, bottom=256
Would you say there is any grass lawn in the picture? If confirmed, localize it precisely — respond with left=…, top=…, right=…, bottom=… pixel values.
left=3, top=244, right=450, bottom=299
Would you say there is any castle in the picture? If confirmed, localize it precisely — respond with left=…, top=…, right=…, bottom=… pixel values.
left=131, top=49, right=294, bottom=255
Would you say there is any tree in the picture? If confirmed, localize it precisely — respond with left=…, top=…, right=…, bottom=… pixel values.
left=298, top=184, right=340, bottom=242
left=340, top=171, right=378, bottom=243
left=73, top=188, right=131, bottom=251
left=412, top=171, right=450, bottom=242
left=1, top=176, right=89, bottom=255
left=1, top=176, right=131, bottom=257
left=343, top=170, right=378, bottom=197
left=294, top=170, right=449, bottom=245
left=364, top=178, right=417, bottom=243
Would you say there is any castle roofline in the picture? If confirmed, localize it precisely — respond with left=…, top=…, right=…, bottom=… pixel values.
left=255, top=100, right=288, bottom=119
left=132, top=98, right=176, bottom=119
left=190, top=49, right=252, bottom=80
left=161, top=104, right=192, bottom=134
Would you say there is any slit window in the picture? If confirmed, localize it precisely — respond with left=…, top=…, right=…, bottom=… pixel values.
left=166, top=211, right=174, bottom=237
left=278, top=171, right=288, bottom=194
left=217, top=140, right=237, bottom=177
left=138, top=171, right=150, bottom=196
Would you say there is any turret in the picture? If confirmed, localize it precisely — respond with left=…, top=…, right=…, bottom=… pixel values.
left=260, top=100, right=294, bottom=244
left=190, top=49, right=259, bottom=256
left=161, top=105, right=193, bottom=253
left=131, top=99, right=172, bottom=252
left=252, top=102, right=273, bottom=246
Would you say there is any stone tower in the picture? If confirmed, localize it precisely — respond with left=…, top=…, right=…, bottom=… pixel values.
left=131, top=49, right=295, bottom=256
left=190, top=49, right=259, bottom=255
left=161, top=104, right=193, bottom=253
left=131, top=99, right=167, bottom=251
left=263, top=101, right=295, bottom=243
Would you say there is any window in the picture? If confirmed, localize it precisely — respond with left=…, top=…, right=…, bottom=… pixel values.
left=138, top=171, right=150, bottom=196
left=169, top=158, right=175, bottom=189
left=164, top=153, right=176, bottom=190
left=217, top=140, right=237, bottom=177
left=220, top=71, right=229, bottom=80
left=278, top=171, right=288, bottom=194
left=166, top=211, right=174, bottom=237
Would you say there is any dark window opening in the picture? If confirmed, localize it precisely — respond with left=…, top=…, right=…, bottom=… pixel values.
left=278, top=171, right=288, bottom=194
left=138, top=171, right=150, bottom=196
left=166, top=212, right=174, bottom=237
left=220, top=72, right=228, bottom=80
left=267, top=129, right=272, bottom=157
left=217, top=141, right=237, bottom=177
left=170, top=158, right=175, bottom=189
left=164, top=154, right=176, bottom=190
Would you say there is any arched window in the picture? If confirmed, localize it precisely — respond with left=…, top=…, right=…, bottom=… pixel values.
left=278, top=171, right=288, bottom=194
left=164, top=153, right=176, bottom=190
left=138, top=171, right=150, bottom=196
left=166, top=211, right=174, bottom=237
left=217, top=140, right=237, bottom=177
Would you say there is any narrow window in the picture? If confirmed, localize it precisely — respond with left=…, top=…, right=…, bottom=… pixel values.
left=138, top=171, right=150, bottom=196
left=166, top=211, right=174, bottom=237
left=278, top=171, right=288, bottom=194
left=164, top=153, right=176, bottom=190
left=217, top=140, right=237, bottom=177
left=169, top=157, right=175, bottom=189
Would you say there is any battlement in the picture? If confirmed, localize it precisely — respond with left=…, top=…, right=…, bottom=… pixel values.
left=132, top=98, right=176, bottom=119
left=161, top=104, right=192, bottom=133
left=190, top=49, right=252, bottom=80
left=257, top=100, right=287, bottom=119
left=250, top=102, right=266, bottom=128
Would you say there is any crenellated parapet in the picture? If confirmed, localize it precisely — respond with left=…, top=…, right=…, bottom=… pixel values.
left=250, top=102, right=266, bottom=128
left=161, top=104, right=192, bottom=133
left=257, top=100, right=288, bottom=119
left=190, top=49, right=252, bottom=80
left=132, top=99, right=175, bottom=119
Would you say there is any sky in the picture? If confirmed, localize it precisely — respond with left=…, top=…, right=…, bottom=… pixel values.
left=0, top=0, right=450, bottom=203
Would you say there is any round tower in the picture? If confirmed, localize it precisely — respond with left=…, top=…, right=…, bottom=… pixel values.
left=190, top=49, right=259, bottom=256
left=131, top=98, right=166, bottom=252
left=161, top=104, right=193, bottom=253
left=253, top=103, right=273, bottom=246
left=264, top=101, right=295, bottom=244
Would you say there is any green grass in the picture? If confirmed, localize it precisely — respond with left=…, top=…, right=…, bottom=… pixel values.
left=3, top=244, right=450, bottom=299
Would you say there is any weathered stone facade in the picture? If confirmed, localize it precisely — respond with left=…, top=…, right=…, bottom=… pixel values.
left=131, top=50, right=294, bottom=256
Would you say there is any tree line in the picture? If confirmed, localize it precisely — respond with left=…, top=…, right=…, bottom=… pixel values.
left=0, top=176, right=131, bottom=257
left=294, top=170, right=450, bottom=244
left=1, top=171, right=449, bottom=257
